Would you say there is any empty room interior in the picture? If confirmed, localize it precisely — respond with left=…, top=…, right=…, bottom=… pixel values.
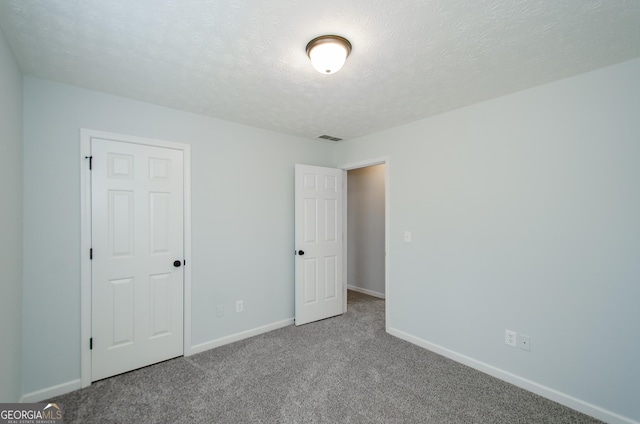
left=1, top=1, right=639, bottom=423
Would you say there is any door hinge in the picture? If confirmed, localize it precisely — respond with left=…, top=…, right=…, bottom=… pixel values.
left=90, top=248, right=93, bottom=260
left=85, top=155, right=93, bottom=170
left=90, top=338, right=93, bottom=350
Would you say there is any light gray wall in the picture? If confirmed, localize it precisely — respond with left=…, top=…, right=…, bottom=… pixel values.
left=0, top=28, right=23, bottom=402
left=21, top=77, right=333, bottom=395
left=334, top=58, right=640, bottom=422
left=347, top=165, right=385, bottom=296
left=16, top=55, right=640, bottom=422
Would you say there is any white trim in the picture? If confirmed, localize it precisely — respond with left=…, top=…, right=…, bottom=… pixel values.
left=188, top=318, right=294, bottom=356
left=339, top=157, right=387, bottom=170
left=23, top=318, right=291, bottom=401
left=339, top=157, right=390, bottom=330
left=80, top=129, right=193, bottom=387
left=182, top=146, right=193, bottom=356
left=341, top=169, right=348, bottom=313
left=21, top=379, right=81, bottom=403
left=80, top=133, right=92, bottom=388
left=347, top=284, right=385, bottom=299
left=387, top=327, right=639, bottom=424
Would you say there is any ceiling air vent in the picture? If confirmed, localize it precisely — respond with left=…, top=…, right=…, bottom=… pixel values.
left=318, top=134, right=343, bottom=142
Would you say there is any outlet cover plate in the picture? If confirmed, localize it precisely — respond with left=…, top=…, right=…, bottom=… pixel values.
left=505, top=330, right=517, bottom=347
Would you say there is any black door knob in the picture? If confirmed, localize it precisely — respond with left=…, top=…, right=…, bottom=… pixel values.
left=298, top=250, right=305, bottom=256
left=173, top=260, right=182, bottom=267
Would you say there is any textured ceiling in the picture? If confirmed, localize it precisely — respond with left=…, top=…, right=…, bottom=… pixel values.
left=1, top=0, right=639, bottom=141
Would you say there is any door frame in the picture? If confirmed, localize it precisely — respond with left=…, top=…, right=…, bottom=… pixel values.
left=338, top=156, right=389, bottom=330
left=80, top=129, right=192, bottom=388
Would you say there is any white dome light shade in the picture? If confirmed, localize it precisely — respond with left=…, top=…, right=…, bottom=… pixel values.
left=306, top=35, right=352, bottom=75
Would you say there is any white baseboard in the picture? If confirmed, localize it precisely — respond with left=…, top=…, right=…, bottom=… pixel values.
left=387, top=327, right=638, bottom=424
left=20, top=319, right=293, bottom=402
left=20, top=379, right=81, bottom=403
left=187, top=318, right=294, bottom=356
left=347, top=285, right=385, bottom=299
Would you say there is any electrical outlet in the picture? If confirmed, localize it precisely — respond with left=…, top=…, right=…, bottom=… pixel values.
left=519, top=335, right=531, bottom=351
left=236, top=300, right=244, bottom=313
left=505, top=330, right=517, bottom=347
left=216, top=305, right=224, bottom=318
left=404, top=231, right=412, bottom=242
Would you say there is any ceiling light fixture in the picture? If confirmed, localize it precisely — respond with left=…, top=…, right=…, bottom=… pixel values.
left=306, top=35, right=352, bottom=75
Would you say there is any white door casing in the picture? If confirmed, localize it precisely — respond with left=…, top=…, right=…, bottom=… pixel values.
left=338, top=157, right=390, bottom=328
left=294, top=164, right=344, bottom=326
left=90, top=138, right=184, bottom=381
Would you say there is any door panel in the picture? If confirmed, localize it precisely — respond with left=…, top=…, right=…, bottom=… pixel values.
left=109, top=190, right=134, bottom=256
left=150, top=192, right=170, bottom=253
left=91, top=138, right=184, bottom=381
left=295, top=164, right=343, bottom=325
left=149, top=273, right=173, bottom=338
left=110, top=277, right=134, bottom=347
left=325, top=256, right=338, bottom=299
left=303, top=258, right=318, bottom=304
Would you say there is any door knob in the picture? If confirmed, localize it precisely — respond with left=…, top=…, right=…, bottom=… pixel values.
left=298, top=250, right=305, bottom=256
left=173, top=260, right=182, bottom=267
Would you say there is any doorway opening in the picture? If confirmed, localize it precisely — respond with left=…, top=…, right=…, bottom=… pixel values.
left=347, top=165, right=386, bottom=298
left=340, top=158, right=389, bottom=329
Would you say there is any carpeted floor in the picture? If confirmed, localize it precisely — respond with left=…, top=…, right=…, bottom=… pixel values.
left=51, top=291, right=602, bottom=423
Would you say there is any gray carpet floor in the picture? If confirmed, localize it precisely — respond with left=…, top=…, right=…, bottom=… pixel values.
left=51, top=291, right=602, bottom=423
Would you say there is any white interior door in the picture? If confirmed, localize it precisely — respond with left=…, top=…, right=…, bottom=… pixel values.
left=91, top=138, right=184, bottom=381
left=295, top=164, right=344, bottom=326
